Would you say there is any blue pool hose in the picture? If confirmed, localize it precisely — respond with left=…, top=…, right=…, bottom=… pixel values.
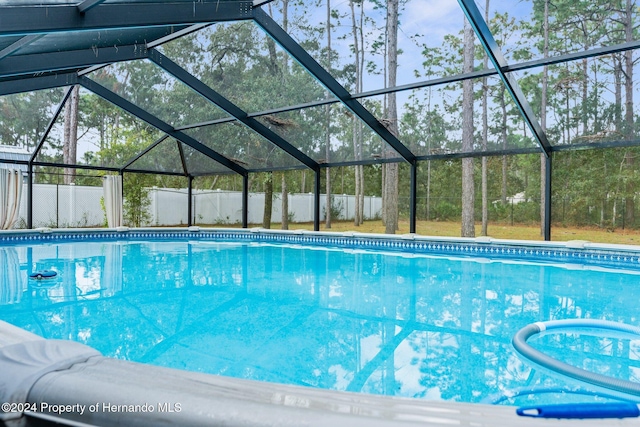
left=512, top=319, right=640, bottom=418
left=513, top=319, right=640, bottom=397
left=517, top=402, right=640, bottom=419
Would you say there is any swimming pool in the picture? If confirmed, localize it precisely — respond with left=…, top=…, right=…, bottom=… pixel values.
left=2, top=227, right=640, bottom=412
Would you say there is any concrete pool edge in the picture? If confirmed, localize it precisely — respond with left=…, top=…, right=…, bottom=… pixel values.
left=2, top=321, right=637, bottom=427
left=3, top=226, right=640, bottom=270
left=1, top=225, right=639, bottom=251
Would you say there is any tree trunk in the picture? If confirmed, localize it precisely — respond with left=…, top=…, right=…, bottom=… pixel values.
left=354, top=163, right=360, bottom=226
left=325, top=0, right=332, bottom=229
left=349, top=0, right=363, bottom=227
left=263, top=173, right=273, bottom=229
left=381, top=163, right=386, bottom=225
left=264, top=6, right=280, bottom=229
left=63, top=85, right=80, bottom=185
left=461, top=17, right=475, bottom=237
left=614, top=54, right=622, bottom=133
left=623, top=0, right=635, bottom=227
left=357, top=7, right=365, bottom=226
left=481, top=0, right=490, bottom=236
left=500, top=85, right=508, bottom=204
left=582, top=56, right=589, bottom=134
left=384, top=0, right=400, bottom=234
left=281, top=0, right=290, bottom=231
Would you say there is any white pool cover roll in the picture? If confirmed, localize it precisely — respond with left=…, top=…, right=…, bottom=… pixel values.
left=0, top=339, right=100, bottom=423
left=103, top=175, right=123, bottom=228
left=0, top=168, right=23, bottom=230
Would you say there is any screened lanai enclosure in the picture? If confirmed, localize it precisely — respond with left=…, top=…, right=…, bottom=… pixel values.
left=1, top=0, right=639, bottom=240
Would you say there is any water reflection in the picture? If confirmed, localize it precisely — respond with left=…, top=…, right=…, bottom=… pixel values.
left=0, top=247, right=25, bottom=305
left=1, top=240, right=640, bottom=405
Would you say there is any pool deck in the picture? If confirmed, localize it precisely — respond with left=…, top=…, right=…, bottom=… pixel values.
left=0, top=320, right=638, bottom=427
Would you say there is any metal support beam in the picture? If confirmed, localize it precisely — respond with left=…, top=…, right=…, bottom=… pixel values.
left=27, top=162, right=33, bottom=229
left=415, top=147, right=541, bottom=162
left=355, top=38, right=640, bottom=100
left=121, top=135, right=169, bottom=171
left=176, top=140, right=189, bottom=176
left=0, top=2, right=253, bottom=36
left=410, top=161, right=417, bottom=234
left=253, top=0, right=276, bottom=6
left=188, top=175, right=193, bottom=227
left=149, top=50, right=319, bottom=171
left=116, top=168, right=184, bottom=176
left=175, top=39, right=640, bottom=134
left=248, top=164, right=308, bottom=173
left=457, top=0, right=552, bottom=157
left=544, top=154, right=552, bottom=241
left=77, top=64, right=110, bottom=77
left=146, top=24, right=211, bottom=49
left=0, top=73, right=78, bottom=96
left=253, top=9, right=415, bottom=164
left=242, top=174, right=249, bottom=228
left=79, top=76, right=247, bottom=176
left=0, top=35, right=42, bottom=60
left=314, top=169, right=320, bottom=231
left=77, top=0, right=106, bottom=14
left=31, top=86, right=75, bottom=164
left=0, top=44, right=148, bottom=79
left=32, top=162, right=119, bottom=172
left=119, top=170, right=124, bottom=218
left=551, top=138, right=640, bottom=152
left=509, top=39, right=640, bottom=75
left=357, top=69, right=495, bottom=100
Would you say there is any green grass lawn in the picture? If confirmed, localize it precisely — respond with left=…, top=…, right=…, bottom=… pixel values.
left=232, top=220, right=640, bottom=246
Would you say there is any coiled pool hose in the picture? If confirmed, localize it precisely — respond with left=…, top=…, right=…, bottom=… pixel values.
left=512, top=319, right=640, bottom=418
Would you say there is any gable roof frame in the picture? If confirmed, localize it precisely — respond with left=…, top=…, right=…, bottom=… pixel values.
left=79, top=75, right=248, bottom=177
left=457, top=0, right=552, bottom=157
left=1, top=0, right=640, bottom=175
left=148, top=49, right=320, bottom=172
left=253, top=8, right=417, bottom=165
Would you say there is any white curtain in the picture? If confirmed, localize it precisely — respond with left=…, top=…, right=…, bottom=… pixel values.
left=0, top=168, right=23, bottom=230
left=103, top=175, right=123, bottom=228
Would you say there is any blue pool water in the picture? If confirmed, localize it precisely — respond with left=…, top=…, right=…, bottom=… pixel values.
left=1, top=234, right=640, bottom=406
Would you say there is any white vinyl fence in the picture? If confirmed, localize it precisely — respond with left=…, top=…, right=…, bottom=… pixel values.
left=16, top=184, right=381, bottom=228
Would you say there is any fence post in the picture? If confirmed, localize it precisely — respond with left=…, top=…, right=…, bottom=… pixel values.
left=69, top=183, right=76, bottom=226
left=27, top=164, right=33, bottom=229
left=187, top=176, right=193, bottom=227
left=151, top=186, right=158, bottom=226
left=56, top=183, right=59, bottom=228
left=510, top=199, right=514, bottom=226
left=314, top=169, right=320, bottom=231
left=410, top=161, right=417, bottom=233
left=344, top=194, right=349, bottom=220
left=194, top=190, right=198, bottom=225
left=242, top=174, right=248, bottom=228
